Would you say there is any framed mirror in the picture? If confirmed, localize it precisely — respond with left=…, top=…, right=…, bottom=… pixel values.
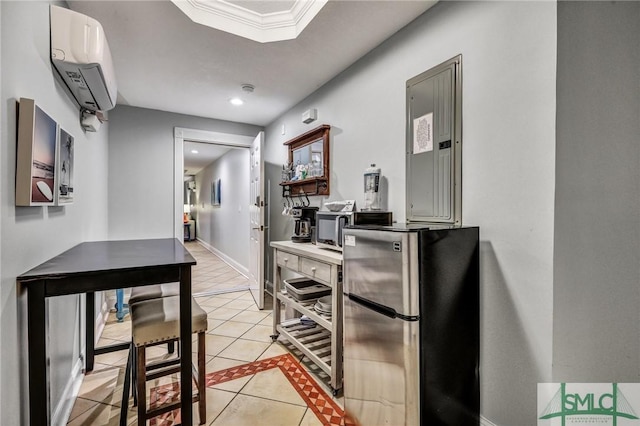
left=281, top=124, right=330, bottom=196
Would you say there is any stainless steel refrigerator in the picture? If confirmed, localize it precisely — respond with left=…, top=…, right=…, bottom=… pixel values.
left=343, top=224, right=479, bottom=425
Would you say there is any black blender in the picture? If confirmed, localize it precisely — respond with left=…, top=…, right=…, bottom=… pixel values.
left=291, top=206, right=318, bottom=243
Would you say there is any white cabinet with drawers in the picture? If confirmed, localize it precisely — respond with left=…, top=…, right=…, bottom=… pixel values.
left=270, top=240, right=343, bottom=394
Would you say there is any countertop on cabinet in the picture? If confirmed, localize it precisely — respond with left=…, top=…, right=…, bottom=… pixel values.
left=269, top=241, right=343, bottom=265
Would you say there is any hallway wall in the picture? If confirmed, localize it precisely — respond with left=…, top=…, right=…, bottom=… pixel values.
left=194, top=147, right=250, bottom=274
left=107, top=105, right=261, bottom=241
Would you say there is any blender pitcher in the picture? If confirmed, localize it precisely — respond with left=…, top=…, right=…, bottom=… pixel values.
left=363, top=164, right=381, bottom=210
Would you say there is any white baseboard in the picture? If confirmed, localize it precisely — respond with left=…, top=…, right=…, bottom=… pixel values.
left=51, top=357, right=84, bottom=426
left=196, top=238, right=249, bottom=277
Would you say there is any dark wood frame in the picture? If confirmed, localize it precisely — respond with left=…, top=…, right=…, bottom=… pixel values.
left=280, top=124, right=330, bottom=196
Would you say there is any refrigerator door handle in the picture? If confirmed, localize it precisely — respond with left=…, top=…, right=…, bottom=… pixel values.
left=348, top=293, right=397, bottom=318
left=347, top=293, right=420, bottom=321
left=347, top=293, right=419, bottom=321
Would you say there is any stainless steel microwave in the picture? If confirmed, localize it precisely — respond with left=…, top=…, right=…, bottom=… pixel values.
left=315, top=211, right=392, bottom=251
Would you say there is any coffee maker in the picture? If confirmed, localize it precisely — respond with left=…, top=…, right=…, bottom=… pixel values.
left=291, top=206, right=318, bottom=243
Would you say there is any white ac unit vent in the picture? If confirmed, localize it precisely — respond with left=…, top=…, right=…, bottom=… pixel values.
left=50, top=5, right=117, bottom=112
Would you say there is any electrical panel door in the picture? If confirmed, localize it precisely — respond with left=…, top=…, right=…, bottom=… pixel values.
left=406, top=56, right=462, bottom=224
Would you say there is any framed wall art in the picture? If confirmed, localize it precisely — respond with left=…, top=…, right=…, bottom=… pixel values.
left=211, top=178, right=221, bottom=206
left=16, top=98, right=58, bottom=206
left=55, top=127, right=74, bottom=204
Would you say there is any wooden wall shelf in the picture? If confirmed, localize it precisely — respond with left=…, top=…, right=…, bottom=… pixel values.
left=282, top=124, right=330, bottom=197
left=280, top=177, right=328, bottom=197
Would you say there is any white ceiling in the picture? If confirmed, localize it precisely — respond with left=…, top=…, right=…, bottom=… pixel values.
left=183, top=141, right=236, bottom=175
left=68, top=0, right=437, bottom=170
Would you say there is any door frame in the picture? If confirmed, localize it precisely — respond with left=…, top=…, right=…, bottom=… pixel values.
left=173, top=127, right=256, bottom=240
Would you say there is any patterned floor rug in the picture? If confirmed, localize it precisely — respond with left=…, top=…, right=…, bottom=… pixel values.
left=149, top=353, right=347, bottom=426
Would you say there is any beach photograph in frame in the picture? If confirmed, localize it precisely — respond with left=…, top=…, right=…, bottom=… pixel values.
left=16, top=98, right=58, bottom=206
left=55, top=127, right=74, bottom=204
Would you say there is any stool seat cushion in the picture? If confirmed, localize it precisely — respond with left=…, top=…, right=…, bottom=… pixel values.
left=129, top=283, right=180, bottom=305
left=131, top=296, right=208, bottom=347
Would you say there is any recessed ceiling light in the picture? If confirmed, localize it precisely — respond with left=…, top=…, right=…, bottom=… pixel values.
left=230, top=97, right=244, bottom=106
left=191, top=149, right=199, bottom=154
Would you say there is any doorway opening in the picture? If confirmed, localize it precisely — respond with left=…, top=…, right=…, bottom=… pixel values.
left=174, top=128, right=255, bottom=297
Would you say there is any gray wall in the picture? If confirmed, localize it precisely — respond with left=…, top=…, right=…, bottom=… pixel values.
left=194, top=147, right=250, bottom=273
left=107, top=105, right=261, bottom=240
left=264, top=2, right=557, bottom=424
left=0, top=2, right=110, bottom=424
left=554, top=2, right=640, bottom=381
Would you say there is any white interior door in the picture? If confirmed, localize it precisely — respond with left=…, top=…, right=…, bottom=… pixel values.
left=249, top=132, right=265, bottom=308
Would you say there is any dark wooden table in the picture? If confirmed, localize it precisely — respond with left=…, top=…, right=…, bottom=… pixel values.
left=17, top=238, right=196, bottom=425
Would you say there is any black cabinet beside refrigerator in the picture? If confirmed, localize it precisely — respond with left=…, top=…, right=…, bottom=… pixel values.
left=342, top=224, right=479, bottom=426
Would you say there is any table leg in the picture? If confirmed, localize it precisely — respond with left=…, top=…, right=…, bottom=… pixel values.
left=86, top=292, right=95, bottom=372
left=179, top=265, right=193, bottom=425
left=27, top=283, right=49, bottom=425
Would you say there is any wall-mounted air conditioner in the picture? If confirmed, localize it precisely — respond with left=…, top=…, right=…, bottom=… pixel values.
left=50, top=5, right=117, bottom=112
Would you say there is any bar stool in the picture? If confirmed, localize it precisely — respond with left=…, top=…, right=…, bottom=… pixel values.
left=127, top=282, right=180, bottom=405
left=129, top=283, right=180, bottom=355
left=124, top=295, right=207, bottom=425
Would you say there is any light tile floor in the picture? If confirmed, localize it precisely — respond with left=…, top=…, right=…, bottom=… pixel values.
left=66, top=241, right=342, bottom=425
